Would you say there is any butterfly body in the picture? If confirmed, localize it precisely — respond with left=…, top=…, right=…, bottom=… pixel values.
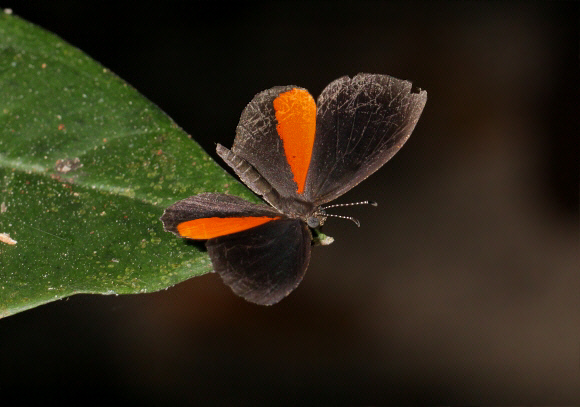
left=161, top=73, right=426, bottom=305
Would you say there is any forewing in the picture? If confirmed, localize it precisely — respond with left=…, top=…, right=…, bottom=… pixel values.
left=207, top=219, right=312, bottom=305
left=304, top=73, right=427, bottom=204
left=230, top=85, right=317, bottom=202
left=160, top=193, right=282, bottom=240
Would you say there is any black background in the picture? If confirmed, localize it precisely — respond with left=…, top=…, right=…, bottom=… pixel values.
left=1, top=1, right=578, bottom=405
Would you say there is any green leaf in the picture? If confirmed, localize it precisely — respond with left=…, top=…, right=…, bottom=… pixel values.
left=0, top=12, right=254, bottom=317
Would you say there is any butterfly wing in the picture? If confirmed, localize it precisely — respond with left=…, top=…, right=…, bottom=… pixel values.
left=304, top=73, right=427, bottom=204
left=207, top=218, right=311, bottom=305
left=161, top=193, right=311, bottom=305
left=160, top=193, right=283, bottom=239
left=217, top=85, right=318, bottom=212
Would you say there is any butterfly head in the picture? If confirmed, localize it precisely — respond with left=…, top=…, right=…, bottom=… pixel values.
left=307, top=200, right=378, bottom=229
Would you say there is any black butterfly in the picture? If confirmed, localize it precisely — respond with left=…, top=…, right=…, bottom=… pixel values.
left=161, top=73, right=426, bottom=305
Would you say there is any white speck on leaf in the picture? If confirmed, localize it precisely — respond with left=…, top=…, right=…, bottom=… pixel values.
left=0, top=233, right=17, bottom=245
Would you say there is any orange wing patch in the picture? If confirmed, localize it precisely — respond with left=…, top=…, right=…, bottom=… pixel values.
left=273, top=88, right=316, bottom=195
left=177, top=216, right=280, bottom=240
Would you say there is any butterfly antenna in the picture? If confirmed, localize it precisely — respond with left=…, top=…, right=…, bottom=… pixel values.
left=319, top=200, right=378, bottom=228
left=321, top=200, right=378, bottom=210
left=324, top=213, right=361, bottom=227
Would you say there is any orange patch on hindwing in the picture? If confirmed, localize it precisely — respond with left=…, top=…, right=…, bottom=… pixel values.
left=273, top=88, right=316, bottom=194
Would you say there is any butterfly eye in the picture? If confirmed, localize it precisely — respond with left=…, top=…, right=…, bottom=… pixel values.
left=307, top=216, right=321, bottom=229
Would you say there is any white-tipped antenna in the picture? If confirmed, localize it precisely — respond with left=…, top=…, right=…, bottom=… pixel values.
left=321, top=200, right=378, bottom=210
left=324, top=213, right=361, bottom=227
left=319, top=200, right=378, bottom=228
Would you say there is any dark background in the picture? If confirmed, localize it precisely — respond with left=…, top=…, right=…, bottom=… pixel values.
left=1, top=1, right=578, bottom=404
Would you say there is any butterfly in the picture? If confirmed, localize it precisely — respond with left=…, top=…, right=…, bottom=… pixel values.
left=161, top=73, right=427, bottom=305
